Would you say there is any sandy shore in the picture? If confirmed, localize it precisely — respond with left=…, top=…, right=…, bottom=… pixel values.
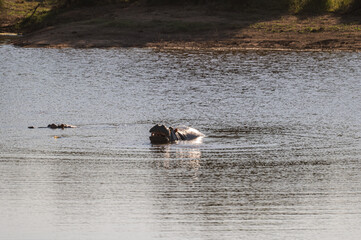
left=9, top=5, right=361, bottom=51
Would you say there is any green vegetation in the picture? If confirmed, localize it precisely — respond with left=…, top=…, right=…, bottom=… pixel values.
left=289, top=0, right=353, bottom=13
left=251, top=21, right=361, bottom=33
left=17, top=8, right=57, bottom=32
left=3, top=1, right=56, bottom=32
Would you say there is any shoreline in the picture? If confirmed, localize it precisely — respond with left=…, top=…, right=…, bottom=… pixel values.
left=12, top=31, right=361, bottom=52
left=4, top=5, right=361, bottom=52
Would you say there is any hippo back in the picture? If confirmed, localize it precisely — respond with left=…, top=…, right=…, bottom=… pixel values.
left=176, top=126, right=204, bottom=140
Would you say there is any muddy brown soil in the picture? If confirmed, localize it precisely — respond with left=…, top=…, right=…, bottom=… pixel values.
left=9, top=4, right=361, bottom=51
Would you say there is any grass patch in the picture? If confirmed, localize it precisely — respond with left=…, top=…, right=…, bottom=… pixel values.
left=1, top=0, right=54, bottom=31
left=251, top=21, right=361, bottom=33
left=16, top=8, right=59, bottom=32
left=290, top=0, right=354, bottom=13
left=3, top=0, right=51, bottom=17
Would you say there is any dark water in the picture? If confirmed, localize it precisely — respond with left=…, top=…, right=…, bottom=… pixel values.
left=1, top=44, right=361, bottom=240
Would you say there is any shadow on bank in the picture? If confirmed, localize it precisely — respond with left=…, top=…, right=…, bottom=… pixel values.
left=8, top=0, right=361, bottom=48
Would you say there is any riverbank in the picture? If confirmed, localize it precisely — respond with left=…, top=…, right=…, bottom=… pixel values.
left=3, top=3, right=361, bottom=51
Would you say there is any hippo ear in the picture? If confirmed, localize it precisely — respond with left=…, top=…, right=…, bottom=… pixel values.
left=149, top=124, right=157, bottom=132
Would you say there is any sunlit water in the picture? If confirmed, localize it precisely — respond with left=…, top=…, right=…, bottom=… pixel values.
left=1, top=44, right=361, bottom=240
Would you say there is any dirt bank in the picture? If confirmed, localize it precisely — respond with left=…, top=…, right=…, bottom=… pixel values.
left=10, top=4, right=361, bottom=51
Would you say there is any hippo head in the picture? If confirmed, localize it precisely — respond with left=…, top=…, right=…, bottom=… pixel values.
left=149, top=124, right=175, bottom=144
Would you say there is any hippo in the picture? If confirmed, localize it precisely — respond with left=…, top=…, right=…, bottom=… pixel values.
left=28, top=123, right=77, bottom=129
left=149, top=124, right=204, bottom=144
left=47, top=123, right=76, bottom=129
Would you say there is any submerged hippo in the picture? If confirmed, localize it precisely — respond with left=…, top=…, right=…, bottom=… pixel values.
left=28, top=123, right=77, bottom=129
left=47, top=123, right=76, bottom=129
left=149, top=124, right=204, bottom=144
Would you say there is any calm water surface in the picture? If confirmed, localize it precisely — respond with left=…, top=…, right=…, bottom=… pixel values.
left=1, top=44, right=361, bottom=240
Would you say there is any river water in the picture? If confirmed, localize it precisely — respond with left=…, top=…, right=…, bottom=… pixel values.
left=1, top=44, right=361, bottom=240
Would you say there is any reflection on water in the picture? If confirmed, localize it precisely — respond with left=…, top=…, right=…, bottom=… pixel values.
left=151, top=145, right=201, bottom=170
left=1, top=45, right=361, bottom=239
